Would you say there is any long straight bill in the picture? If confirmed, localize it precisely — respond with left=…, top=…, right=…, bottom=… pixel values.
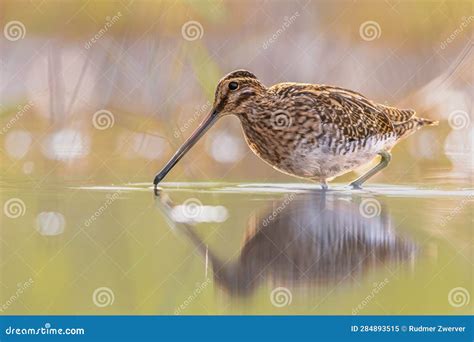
left=153, top=110, right=218, bottom=188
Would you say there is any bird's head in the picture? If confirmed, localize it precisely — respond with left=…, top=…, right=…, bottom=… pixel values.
left=211, top=70, right=266, bottom=117
left=154, top=70, right=265, bottom=186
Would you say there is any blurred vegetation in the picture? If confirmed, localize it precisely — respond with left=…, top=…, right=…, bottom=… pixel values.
left=0, top=0, right=472, bottom=316
left=0, top=0, right=472, bottom=184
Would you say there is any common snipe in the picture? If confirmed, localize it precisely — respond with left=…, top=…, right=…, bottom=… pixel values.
left=154, top=70, right=437, bottom=190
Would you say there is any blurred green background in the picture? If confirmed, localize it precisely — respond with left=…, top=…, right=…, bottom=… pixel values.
left=0, top=0, right=472, bottom=315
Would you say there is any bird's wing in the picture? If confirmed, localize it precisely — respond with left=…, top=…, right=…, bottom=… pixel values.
left=320, top=86, right=418, bottom=125
left=376, top=104, right=416, bottom=123
left=271, top=84, right=395, bottom=141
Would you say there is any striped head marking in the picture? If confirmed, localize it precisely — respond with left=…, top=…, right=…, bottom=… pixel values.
left=213, top=69, right=266, bottom=116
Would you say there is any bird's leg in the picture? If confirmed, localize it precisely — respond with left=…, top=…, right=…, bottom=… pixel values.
left=310, top=177, right=329, bottom=190
left=349, top=151, right=392, bottom=189
left=320, top=179, right=328, bottom=190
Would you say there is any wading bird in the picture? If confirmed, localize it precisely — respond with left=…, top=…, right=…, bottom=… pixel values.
left=154, top=70, right=437, bottom=191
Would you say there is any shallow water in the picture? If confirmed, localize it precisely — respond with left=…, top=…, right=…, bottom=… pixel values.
left=0, top=0, right=472, bottom=318
left=1, top=182, right=472, bottom=315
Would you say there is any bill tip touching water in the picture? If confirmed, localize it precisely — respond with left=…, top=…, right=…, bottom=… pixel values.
left=153, top=69, right=438, bottom=192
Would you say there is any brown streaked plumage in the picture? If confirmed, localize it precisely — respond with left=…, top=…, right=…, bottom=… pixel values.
left=154, top=69, right=438, bottom=190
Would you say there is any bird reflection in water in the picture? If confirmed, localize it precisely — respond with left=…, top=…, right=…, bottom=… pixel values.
left=155, top=191, right=417, bottom=297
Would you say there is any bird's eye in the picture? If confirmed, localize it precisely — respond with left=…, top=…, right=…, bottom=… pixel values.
left=228, top=81, right=239, bottom=91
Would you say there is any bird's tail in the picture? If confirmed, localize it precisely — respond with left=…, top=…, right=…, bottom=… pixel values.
left=394, top=117, right=439, bottom=140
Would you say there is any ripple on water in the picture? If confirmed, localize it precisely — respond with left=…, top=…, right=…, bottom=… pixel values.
left=73, top=182, right=473, bottom=199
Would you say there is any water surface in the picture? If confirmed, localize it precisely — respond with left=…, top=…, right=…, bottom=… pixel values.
left=1, top=182, right=472, bottom=315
